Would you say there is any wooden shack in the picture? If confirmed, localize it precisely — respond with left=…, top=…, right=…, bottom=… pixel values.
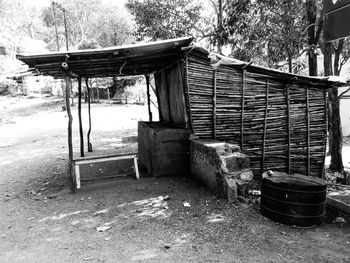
left=17, top=37, right=342, bottom=185
left=182, top=48, right=330, bottom=177
left=148, top=45, right=338, bottom=178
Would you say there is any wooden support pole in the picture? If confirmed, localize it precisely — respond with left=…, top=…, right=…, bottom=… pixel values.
left=241, top=69, right=246, bottom=150
left=149, top=81, right=157, bottom=95
left=153, top=74, right=163, bottom=122
left=287, top=85, right=291, bottom=174
left=164, top=70, right=173, bottom=123
left=262, top=78, right=269, bottom=174
left=213, top=70, right=217, bottom=139
left=65, top=76, right=74, bottom=189
left=107, top=88, right=111, bottom=104
left=177, top=60, right=189, bottom=129
left=185, top=58, right=194, bottom=132
left=322, top=89, right=328, bottom=179
left=134, top=157, right=140, bottom=180
left=85, top=78, right=92, bottom=152
left=75, top=164, right=81, bottom=189
left=78, top=77, right=84, bottom=157
left=146, top=75, right=153, bottom=122
left=306, top=86, right=310, bottom=176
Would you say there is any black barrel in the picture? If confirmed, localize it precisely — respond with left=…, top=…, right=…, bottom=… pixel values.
left=260, top=173, right=327, bottom=227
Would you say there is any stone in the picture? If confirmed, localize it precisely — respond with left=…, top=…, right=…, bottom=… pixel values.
left=190, top=139, right=255, bottom=202
left=223, top=177, right=238, bottom=203
left=239, top=169, right=254, bottom=181
left=238, top=196, right=250, bottom=204
left=236, top=178, right=248, bottom=196
left=220, top=152, right=250, bottom=174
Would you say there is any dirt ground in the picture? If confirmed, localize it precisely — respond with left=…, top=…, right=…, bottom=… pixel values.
left=0, top=96, right=350, bottom=263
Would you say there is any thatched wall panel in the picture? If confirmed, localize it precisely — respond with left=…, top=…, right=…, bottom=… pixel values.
left=185, top=54, right=328, bottom=178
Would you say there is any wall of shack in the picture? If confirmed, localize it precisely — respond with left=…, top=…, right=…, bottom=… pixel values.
left=154, top=62, right=187, bottom=126
left=184, top=51, right=328, bottom=178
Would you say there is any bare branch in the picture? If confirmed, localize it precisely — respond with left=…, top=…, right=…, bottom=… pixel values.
left=338, top=87, right=350, bottom=99
left=314, top=15, right=323, bottom=43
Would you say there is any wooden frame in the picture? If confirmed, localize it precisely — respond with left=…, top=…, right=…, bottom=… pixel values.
left=73, top=153, right=139, bottom=189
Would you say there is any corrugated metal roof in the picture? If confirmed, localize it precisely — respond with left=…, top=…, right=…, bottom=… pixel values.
left=17, top=36, right=346, bottom=86
left=16, top=37, right=194, bottom=79
left=183, top=45, right=347, bottom=87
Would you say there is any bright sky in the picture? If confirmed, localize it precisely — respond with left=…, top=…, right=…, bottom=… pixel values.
left=30, top=0, right=51, bottom=8
left=30, top=0, right=128, bottom=9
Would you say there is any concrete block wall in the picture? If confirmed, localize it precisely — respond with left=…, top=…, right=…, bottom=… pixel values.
left=138, top=121, right=190, bottom=177
left=190, top=139, right=254, bottom=202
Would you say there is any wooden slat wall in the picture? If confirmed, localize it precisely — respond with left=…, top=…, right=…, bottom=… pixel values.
left=185, top=54, right=327, bottom=177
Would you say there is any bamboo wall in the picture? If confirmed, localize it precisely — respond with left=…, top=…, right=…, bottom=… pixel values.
left=184, top=52, right=328, bottom=178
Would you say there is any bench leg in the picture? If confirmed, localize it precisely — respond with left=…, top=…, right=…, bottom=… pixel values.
left=134, top=157, right=139, bottom=180
left=75, top=164, right=81, bottom=189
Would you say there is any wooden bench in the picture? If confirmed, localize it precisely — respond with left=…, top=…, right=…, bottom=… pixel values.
left=73, top=152, right=139, bottom=189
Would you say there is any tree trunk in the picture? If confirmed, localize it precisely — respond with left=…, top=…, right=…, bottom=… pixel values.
left=305, top=0, right=319, bottom=76
left=324, top=41, right=333, bottom=155
left=308, top=52, right=318, bottom=76
left=323, top=42, right=333, bottom=76
left=323, top=37, right=345, bottom=174
left=334, top=39, right=344, bottom=76
left=109, top=76, right=118, bottom=98
left=217, top=0, right=223, bottom=54
left=329, top=87, right=344, bottom=173
left=288, top=53, right=292, bottom=73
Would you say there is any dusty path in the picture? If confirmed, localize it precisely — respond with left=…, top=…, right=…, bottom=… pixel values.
left=0, top=100, right=350, bottom=262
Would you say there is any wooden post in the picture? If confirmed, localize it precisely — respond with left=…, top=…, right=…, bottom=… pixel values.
left=213, top=70, right=217, bottom=139
left=134, top=157, right=139, bottom=180
left=322, top=89, right=328, bottom=179
left=164, top=71, right=173, bottom=123
left=306, top=86, right=310, bottom=176
left=65, top=76, right=74, bottom=189
left=85, top=78, right=92, bottom=152
left=241, top=69, right=246, bottom=150
left=97, top=87, right=100, bottom=102
left=107, top=88, right=111, bottom=104
left=185, top=58, right=194, bottom=132
left=262, top=78, right=269, bottom=174
left=78, top=77, right=84, bottom=157
left=153, top=74, right=163, bottom=122
left=287, top=85, right=291, bottom=174
left=146, top=75, right=153, bottom=122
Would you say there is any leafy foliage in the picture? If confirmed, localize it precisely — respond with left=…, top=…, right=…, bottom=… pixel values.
left=126, top=0, right=203, bottom=40
left=41, top=0, right=133, bottom=51
left=222, top=0, right=306, bottom=70
left=0, top=0, right=42, bottom=58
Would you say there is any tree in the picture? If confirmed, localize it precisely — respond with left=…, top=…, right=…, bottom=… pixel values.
left=222, top=0, right=306, bottom=71
left=323, top=38, right=350, bottom=176
left=258, top=0, right=306, bottom=72
left=41, top=0, right=133, bottom=51
left=305, top=0, right=323, bottom=76
left=126, top=0, right=202, bottom=40
left=93, top=3, right=134, bottom=47
left=220, top=0, right=348, bottom=178
left=0, top=0, right=41, bottom=58
left=222, top=0, right=268, bottom=63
